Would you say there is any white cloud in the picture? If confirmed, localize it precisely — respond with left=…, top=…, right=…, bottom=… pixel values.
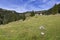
left=39, top=0, right=56, bottom=10
left=56, top=1, right=60, bottom=4
left=0, top=0, right=59, bottom=13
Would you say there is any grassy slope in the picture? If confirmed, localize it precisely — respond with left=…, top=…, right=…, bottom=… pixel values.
left=0, top=14, right=60, bottom=40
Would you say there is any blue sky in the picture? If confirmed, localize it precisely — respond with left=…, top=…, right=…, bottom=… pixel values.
left=0, top=0, right=60, bottom=13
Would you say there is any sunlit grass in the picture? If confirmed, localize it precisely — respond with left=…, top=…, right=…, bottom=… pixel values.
left=0, top=14, right=60, bottom=40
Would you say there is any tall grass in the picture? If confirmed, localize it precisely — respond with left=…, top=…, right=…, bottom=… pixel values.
left=0, top=14, right=60, bottom=40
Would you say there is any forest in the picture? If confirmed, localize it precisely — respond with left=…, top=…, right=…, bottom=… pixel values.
left=0, top=4, right=60, bottom=25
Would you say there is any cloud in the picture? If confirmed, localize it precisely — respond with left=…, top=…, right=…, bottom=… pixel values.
left=37, top=0, right=55, bottom=9
left=0, top=0, right=60, bottom=13
left=11, top=0, right=57, bottom=12
left=56, top=1, right=60, bottom=4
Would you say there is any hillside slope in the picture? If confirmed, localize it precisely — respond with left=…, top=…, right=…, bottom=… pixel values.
left=0, top=14, right=60, bottom=40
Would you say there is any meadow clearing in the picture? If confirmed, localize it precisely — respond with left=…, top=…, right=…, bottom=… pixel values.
left=0, top=14, right=60, bottom=40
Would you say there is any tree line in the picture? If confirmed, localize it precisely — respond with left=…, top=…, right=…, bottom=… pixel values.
left=0, top=9, right=35, bottom=25
left=0, top=4, right=60, bottom=25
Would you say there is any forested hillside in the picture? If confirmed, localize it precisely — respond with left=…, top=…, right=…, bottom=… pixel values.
left=0, top=4, right=60, bottom=25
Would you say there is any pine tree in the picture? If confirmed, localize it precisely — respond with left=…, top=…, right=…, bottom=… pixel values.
left=30, top=11, right=35, bottom=17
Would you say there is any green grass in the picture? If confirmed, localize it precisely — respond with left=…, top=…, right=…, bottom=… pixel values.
left=0, top=14, right=60, bottom=40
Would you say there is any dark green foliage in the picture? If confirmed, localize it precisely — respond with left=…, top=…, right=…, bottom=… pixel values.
left=30, top=11, right=35, bottom=17
left=0, top=8, right=26, bottom=25
left=48, top=4, right=60, bottom=15
left=57, top=4, right=60, bottom=13
left=51, top=4, right=58, bottom=15
left=21, top=13, right=26, bottom=21
left=0, top=4, right=60, bottom=25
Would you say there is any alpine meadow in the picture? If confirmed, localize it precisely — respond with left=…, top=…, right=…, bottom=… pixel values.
left=0, top=0, right=60, bottom=40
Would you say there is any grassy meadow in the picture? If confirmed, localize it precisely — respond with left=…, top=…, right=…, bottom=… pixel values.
left=0, top=14, right=60, bottom=40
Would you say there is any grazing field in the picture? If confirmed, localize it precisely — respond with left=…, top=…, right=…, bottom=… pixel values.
left=0, top=14, right=60, bottom=40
